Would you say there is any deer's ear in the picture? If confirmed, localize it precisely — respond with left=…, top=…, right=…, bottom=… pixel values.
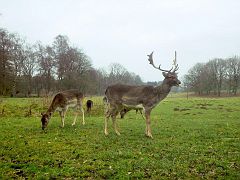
left=41, top=112, right=44, bottom=116
left=49, top=112, right=52, bottom=116
left=162, top=72, right=168, bottom=77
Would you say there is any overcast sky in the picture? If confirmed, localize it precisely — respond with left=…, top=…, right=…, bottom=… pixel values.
left=1, top=0, right=240, bottom=82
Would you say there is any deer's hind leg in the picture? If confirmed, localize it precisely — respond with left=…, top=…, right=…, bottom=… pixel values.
left=81, top=106, right=85, bottom=125
left=72, top=107, right=78, bottom=126
left=104, top=105, right=111, bottom=136
left=104, top=104, right=118, bottom=136
left=78, top=100, right=85, bottom=125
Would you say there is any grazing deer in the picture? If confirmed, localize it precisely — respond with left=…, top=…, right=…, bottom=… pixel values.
left=104, top=51, right=181, bottom=138
left=86, top=99, right=93, bottom=113
left=120, top=108, right=144, bottom=119
left=41, top=89, right=85, bottom=130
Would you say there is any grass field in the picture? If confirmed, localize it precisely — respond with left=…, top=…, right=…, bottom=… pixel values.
left=0, top=95, right=240, bottom=179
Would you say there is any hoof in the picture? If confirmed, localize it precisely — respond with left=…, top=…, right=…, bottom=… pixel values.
left=104, top=130, right=109, bottom=136
left=145, top=133, right=153, bottom=139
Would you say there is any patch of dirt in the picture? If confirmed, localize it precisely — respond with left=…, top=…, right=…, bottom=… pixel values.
left=188, top=92, right=240, bottom=98
left=225, top=108, right=235, bottom=112
left=173, top=107, right=191, bottom=111
left=197, top=103, right=213, bottom=106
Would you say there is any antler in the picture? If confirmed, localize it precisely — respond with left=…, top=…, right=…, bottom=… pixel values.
left=172, top=51, right=179, bottom=72
left=147, top=51, right=173, bottom=73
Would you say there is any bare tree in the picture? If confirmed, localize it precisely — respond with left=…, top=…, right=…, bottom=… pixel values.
left=183, top=63, right=205, bottom=95
left=0, top=29, right=15, bottom=95
left=10, top=35, right=26, bottom=96
left=207, top=58, right=226, bottom=96
left=52, top=35, right=70, bottom=83
left=35, top=42, right=56, bottom=93
left=20, top=45, right=37, bottom=96
left=108, top=63, right=127, bottom=85
left=0, top=29, right=144, bottom=96
left=225, top=56, right=240, bottom=95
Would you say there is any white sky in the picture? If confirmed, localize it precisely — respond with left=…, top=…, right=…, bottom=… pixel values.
left=1, top=0, right=240, bottom=82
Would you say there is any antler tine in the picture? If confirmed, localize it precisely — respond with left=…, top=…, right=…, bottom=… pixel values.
left=173, top=64, right=179, bottom=72
left=147, top=51, right=172, bottom=73
left=173, top=51, right=177, bottom=66
left=172, top=51, right=179, bottom=72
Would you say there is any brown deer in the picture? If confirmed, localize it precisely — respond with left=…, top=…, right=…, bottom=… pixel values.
left=104, top=51, right=181, bottom=138
left=41, top=89, right=85, bottom=130
left=86, top=99, right=93, bottom=113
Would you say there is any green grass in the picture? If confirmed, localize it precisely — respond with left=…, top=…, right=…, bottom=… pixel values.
left=0, top=96, right=240, bottom=179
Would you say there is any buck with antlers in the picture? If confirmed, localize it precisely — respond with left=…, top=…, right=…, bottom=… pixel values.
left=41, top=89, right=85, bottom=130
left=104, top=51, right=181, bottom=138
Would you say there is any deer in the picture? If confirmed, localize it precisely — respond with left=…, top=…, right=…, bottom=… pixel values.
left=41, top=89, right=85, bottom=130
left=104, top=51, right=181, bottom=138
left=86, top=99, right=93, bottom=113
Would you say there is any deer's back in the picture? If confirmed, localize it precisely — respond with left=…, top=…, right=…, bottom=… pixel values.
left=52, top=90, right=83, bottom=109
left=105, top=84, right=155, bottom=106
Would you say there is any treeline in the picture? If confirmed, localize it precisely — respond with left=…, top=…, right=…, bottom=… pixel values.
left=0, top=28, right=143, bottom=96
left=183, top=57, right=240, bottom=96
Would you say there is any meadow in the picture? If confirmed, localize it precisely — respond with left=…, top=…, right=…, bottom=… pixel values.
left=0, top=95, right=239, bottom=179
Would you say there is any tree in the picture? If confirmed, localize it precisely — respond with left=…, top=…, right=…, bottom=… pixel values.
left=207, top=58, right=226, bottom=96
left=52, top=35, right=70, bottom=83
left=225, top=56, right=240, bottom=95
left=0, top=29, right=17, bottom=95
left=183, top=63, right=205, bottom=95
left=107, top=63, right=143, bottom=87
left=35, top=42, right=56, bottom=94
left=10, top=34, right=26, bottom=96
left=20, top=45, right=37, bottom=96
left=0, top=29, right=145, bottom=96
left=184, top=57, right=240, bottom=96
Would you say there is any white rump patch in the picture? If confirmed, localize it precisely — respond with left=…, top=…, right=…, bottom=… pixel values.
left=56, top=107, right=63, bottom=111
left=67, top=103, right=78, bottom=108
left=56, top=99, right=78, bottom=112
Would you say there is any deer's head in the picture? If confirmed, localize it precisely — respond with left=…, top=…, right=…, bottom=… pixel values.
left=147, top=51, right=181, bottom=86
left=120, top=109, right=128, bottom=119
left=41, top=112, right=51, bottom=130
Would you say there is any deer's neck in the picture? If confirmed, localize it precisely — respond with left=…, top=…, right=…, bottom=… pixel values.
left=46, top=103, right=57, bottom=116
left=155, top=80, right=172, bottom=100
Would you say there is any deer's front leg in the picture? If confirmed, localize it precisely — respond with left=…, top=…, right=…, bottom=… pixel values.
left=145, top=111, right=153, bottom=138
left=112, top=114, right=120, bottom=136
left=104, top=106, right=112, bottom=136
left=81, top=107, right=85, bottom=125
left=59, top=110, right=66, bottom=128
